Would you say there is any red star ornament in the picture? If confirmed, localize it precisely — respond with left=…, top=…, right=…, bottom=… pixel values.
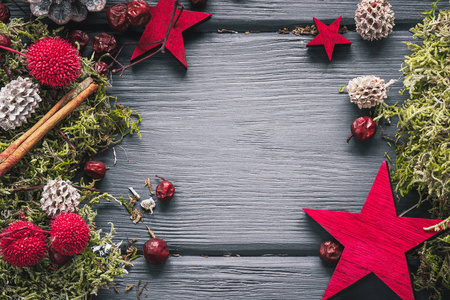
left=131, top=0, right=212, bottom=68
left=306, top=16, right=351, bottom=61
left=304, top=161, right=443, bottom=300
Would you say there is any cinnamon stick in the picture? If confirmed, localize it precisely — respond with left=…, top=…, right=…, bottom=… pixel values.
left=0, top=81, right=98, bottom=177
left=0, top=77, right=94, bottom=163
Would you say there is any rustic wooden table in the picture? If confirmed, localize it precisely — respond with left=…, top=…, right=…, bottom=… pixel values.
left=17, top=0, right=436, bottom=299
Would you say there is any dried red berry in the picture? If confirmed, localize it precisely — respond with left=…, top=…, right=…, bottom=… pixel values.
left=155, top=176, right=175, bottom=202
left=0, top=34, right=11, bottom=53
left=143, top=237, right=169, bottom=264
left=68, top=30, right=89, bottom=52
left=127, top=0, right=152, bottom=27
left=0, top=3, right=10, bottom=23
left=92, top=33, right=117, bottom=57
left=84, top=161, right=107, bottom=180
left=94, top=61, right=110, bottom=77
left=347, top=116, right=377, bottom=143
left=319, top=240, right=343, bottom=265
left=189, top=0, right=208, bottom=7
left=107, top=3, right=130, bottom=32
left=49, top=247, right=72, bottom=266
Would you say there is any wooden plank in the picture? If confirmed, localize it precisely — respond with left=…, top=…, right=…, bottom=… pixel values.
left=94, top=256, right=430, bottom=299
left=8, top=0, right=437, bottom=31
left=91, top=30, right=427, bottom=255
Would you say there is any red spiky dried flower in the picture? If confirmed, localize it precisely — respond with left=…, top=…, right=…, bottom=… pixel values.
left=0, top=221, right=48, bottom=268
left=26, top=37, right=82, bottom=89
left=50, top=213, right=90, bottom=256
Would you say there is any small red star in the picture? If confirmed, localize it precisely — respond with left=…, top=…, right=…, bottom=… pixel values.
left=306, top=16, right=351, bottom=61
left=131, top=0, right=212, bottom=68
left=304, top=162, right=443, bottom=300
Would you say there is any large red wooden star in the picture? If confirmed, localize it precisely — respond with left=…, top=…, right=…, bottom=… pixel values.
left=304, top=161, right=442, bottom=300
left=131, top=0, right=211, bottom=68
left=306, top=16, right=351, bottom=61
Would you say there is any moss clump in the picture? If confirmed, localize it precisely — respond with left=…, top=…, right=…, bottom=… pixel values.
left=375, top=2, right=450, bottom=298
left=0, top=18, right=140, bottom=299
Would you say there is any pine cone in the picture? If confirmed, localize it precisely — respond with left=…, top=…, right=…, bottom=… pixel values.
left=347, top=75, right=387, bottom=109
left=0, top=77, right=42, bottom=131
left=40, top=178, right=80, bottom=218
left=355, top=0, right=395, bottom=41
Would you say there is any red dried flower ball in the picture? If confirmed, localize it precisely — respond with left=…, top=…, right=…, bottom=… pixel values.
left=50, top=213, right=90, bottom=256
left=0, top=221, right=47, bottom=268
left=26, top=37, right=82, bottom=89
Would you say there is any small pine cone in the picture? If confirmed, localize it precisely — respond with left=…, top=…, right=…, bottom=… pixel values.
left=0, top=77, right=42, bottom=131
left=355, top=0, right=395, bottom=41
left=40, top=178, right=80, bottom=218
left=347, top=75, right=387, bottom=109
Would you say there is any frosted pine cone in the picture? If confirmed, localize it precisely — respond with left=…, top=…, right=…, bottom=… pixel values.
left=40, top=178, right=80, bottom=218
left=347, top=75, right=387, bottom=109
left=0, top=77, right=42, bottom=131
left=355, top=0, right=395, bottom=41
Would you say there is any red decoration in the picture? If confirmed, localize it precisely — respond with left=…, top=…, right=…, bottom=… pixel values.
left=0, top=221, right=47, bottom=268
left=131, top=0, right=212, bottom=68
left=306, top=16, right=351, bottom=61
left=50, top=213, right=90, bottom=256
left=26, top=37, right=82, bottom=89
left=303, top=161, right=443, bottom=300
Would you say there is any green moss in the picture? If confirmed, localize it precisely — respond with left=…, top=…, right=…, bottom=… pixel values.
left=374, top=2, right=450, bottom=298
left=0, top=18, right=140, bottom=298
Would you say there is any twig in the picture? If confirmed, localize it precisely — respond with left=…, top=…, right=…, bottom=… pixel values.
left=0, top=80, right=98, bottom=177
left=145, top=225, right=156, bottom=238
left=138, top=282, right=148, bottom=300
left=116, top=144, right=129, bottom=162
left=145, top=178, right=154, bottom=195
left=72, top=185, right=102, bottom=193
left=399, top=204, right=418, bottom=217
left=9, top=0, right=34, bottom=21
left=57, top=127, right=76, bottom=150
left=113, top=147, right=117, bottom=166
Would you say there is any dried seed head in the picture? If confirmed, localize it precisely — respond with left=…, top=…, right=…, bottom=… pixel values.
left=347, top=75, right=387, bottom=109
left=355, top=0, right=395, bottom=41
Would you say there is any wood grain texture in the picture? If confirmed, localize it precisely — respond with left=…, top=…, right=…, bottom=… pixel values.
left=9, top=0, right=436, bottom=31
left=94, top=256, right=430, bottom=300
left=92, top=30, right=422, bottom=256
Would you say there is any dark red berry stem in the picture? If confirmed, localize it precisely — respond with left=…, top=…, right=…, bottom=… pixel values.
left=155, top=175, right=167, bottom=181
left=57, top=128, right=76, bottom=150
left=0, top=226, right=50, bottom=239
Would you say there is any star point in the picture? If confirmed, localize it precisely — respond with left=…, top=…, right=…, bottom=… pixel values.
left=306, top=16, right=351, bottom=61
left=304, top=161, right=443, bottom=300
left=131, top=0, right=212, bottom=68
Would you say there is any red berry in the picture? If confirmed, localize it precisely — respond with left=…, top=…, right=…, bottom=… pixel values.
left=92, top=33, right=117, bottom=57
left=189, top=0, right=208, bottom=7
left=49, top=247, right=72, bottom=266
left=68, top=30, right=89, bottom=52
left=156, top=177, right=175, bottom=202
left=107, top=3, right=130, bottom=32
left=0, top=3, right=10, bottom=23
left=94, top=61, right=110, bottom=77
left=127, top=0, right=152, bottom=27
left=0, top=34, right=11, bottom=53
left=319, top=240, right=343, bottom=265
left=84, top=161, right=107, bottom=180
left=347, top=116, right=377, bottom=143
left=143, top=238, right=169, bottom=264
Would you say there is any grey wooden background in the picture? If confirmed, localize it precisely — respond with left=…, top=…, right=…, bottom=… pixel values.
left=10, top=0, right=447, bottom=299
